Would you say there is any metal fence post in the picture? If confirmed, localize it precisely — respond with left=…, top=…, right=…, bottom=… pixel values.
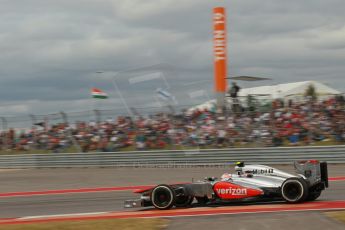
left=1, top=117, right=7, bottom=150
left=1, top=117, right=7, bottom=131
left=60, top=111, right=82, bottom=152
left=29, top=114, right=38, bottom=149
left=44, top=116, right=49, bottom=132
left=29, top=114, right=37, bottom=126
left=94, top=109, right=101, bottom=126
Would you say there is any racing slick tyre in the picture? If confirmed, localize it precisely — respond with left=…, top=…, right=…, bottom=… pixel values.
left=281, top=178, right=309, bottom=203
left=175, top=195, right=194, bottom=207
left=151, top=184, right=176, bottom=210
left=306, top=191, right=321, bottom=201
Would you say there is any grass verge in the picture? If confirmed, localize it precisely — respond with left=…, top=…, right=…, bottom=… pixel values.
left=0, top=218, right=169, bottom=230
left=325, top=211, right=345, bottom=224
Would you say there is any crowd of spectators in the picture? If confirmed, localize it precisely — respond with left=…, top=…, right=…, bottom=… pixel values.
left=0, top=96, right=345, bottom=153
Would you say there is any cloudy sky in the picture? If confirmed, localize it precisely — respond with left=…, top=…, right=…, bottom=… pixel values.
left=1, top=0, right=345, bottom=117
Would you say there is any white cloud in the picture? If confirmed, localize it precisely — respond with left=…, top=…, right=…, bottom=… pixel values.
left=308, top=26, right=345, bottom=50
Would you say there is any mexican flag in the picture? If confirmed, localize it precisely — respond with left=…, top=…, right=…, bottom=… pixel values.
left=91, top=88, right=108, bottom=99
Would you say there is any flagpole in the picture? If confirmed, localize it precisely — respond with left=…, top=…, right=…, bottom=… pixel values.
left=93, top=92, right=97, bottom=124
left=91, top=87, right=107, bottom=126
left=111, top=72, right=134, bottom=117
left=89, top=84, right=96, bottom=123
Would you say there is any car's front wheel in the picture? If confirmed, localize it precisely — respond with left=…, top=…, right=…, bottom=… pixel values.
left=281, top=178, right=309, bottom=203
left=151, top=185, right=176, bottom=210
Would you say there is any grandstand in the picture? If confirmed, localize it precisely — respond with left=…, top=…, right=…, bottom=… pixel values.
left=1, top=90, right=345, bottom=153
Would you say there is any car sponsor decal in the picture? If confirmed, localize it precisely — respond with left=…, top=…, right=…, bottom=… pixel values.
left=216, top=188, right=247, bottom=195
left=213, top=181, right=263, bottom=199
left=251, top=168, right=274, bottom=174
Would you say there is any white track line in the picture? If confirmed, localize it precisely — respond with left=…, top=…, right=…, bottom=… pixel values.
left=18, top=212, right=109, bottom=220
left=141, top=207, right=345, bottom=219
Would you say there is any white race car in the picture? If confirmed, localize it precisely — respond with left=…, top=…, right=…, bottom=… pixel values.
left=125, top=160, right=329, bottom=210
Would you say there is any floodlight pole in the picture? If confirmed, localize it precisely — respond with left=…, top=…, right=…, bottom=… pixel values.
left=111, top=72, right=134, bottom=118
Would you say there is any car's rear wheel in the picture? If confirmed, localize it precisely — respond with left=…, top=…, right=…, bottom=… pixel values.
left=151, top=185, right=176, bottom=210
left=281, top=178, right=309, bottom=203
left=175, top=195, right=194, bottom=207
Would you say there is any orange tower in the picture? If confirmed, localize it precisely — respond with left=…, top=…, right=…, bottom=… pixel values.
left=213, top=7, right=227, bottom=109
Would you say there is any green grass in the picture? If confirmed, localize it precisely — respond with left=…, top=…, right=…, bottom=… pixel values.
left=0, top=218, right=168, bottom=230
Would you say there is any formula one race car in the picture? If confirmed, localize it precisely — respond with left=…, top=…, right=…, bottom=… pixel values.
left=124, top=160, right=328, bottom=210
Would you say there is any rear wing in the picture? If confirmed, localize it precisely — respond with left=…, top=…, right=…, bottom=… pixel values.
left=294, top=160, right=328, bottom=187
